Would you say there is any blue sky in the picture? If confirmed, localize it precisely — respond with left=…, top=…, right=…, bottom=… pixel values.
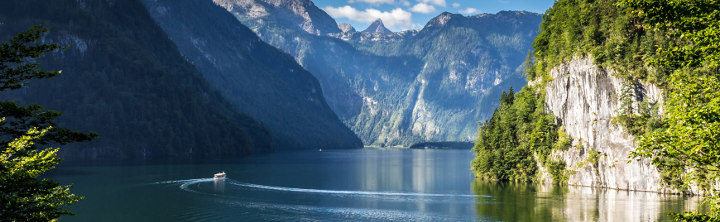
left=313, top=0, right=555, bottom=32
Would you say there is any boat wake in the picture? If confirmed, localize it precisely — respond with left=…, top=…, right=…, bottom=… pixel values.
left=154, top=178, right=490, bottom=198
left=152, top=178, right=211, bottom=185
left=154, top=178, right=486, bottom=221
left=228, top=181, right=490, bottom=198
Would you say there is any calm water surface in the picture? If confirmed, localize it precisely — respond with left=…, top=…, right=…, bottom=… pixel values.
left=53, top=148, right=701, bottom=221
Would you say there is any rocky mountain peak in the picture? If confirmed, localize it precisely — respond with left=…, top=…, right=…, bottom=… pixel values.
left=213, top=0, right=341, bottom=35
left=337, top=23, right=356, bottom=33
left=362, top=19, right=391, bottom=33
left=423, top=12, right=464, bottom=30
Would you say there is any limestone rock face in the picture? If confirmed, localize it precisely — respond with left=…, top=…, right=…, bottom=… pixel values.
left=337, top=23, right=355, bottom=33
left=538, top=57, right=672, bottom=193
left=213, top=0, right=341, bottom=35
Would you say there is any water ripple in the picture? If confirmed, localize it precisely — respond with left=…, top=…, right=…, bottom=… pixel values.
left=154, top=178, right=490, bottom=198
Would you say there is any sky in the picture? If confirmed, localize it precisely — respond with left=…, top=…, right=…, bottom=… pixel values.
left=313, top=0, right=556, bottom=32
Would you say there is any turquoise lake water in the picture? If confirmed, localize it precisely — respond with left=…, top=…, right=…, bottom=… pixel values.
left=53, top=148, right=701, bottom=221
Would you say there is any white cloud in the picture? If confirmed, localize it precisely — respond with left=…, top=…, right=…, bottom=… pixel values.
left=452, top=2, right=460, bottom=7
left=417, top=0, right=446, bottom=7
left=348, top=0, right=395, bottom=4
left=400, top=0, right=411, bottom=6
left=324, top=6, right=414, bottom=30
left=459, top=8, right=479, bottom=14
left=410, top=3, right=436, bottom=14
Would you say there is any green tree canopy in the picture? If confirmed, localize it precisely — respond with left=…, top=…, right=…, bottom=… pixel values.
left=621, top=0, right=720, bottom=219
left=0, top=24, right=95, bottom=221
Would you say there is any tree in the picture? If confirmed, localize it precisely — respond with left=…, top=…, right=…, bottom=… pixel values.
left=621, top=0, right=720, bottom=220
left=0, top=24, right=96, bottom=221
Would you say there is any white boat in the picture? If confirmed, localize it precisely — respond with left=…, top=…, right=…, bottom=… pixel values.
left=214, top=171, right=226, bottom=179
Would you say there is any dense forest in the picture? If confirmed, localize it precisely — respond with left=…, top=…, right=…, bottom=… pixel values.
left=0, top=0, right=274, bottom=160
left=472, top=0, right=719, bottom=219
left=472, top=87, right=571, bottom=183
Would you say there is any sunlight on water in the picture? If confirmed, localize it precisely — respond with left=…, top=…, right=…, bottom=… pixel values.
left=54, top=149, right=702, bottom=222
left=157, top=177, right=484, bottom=221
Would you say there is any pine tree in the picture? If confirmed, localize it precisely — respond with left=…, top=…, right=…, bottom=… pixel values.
left=0, top=24, right=96, bottom=221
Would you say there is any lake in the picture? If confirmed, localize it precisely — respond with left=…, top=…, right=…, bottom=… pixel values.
left=53, top=148, right=701, bottom=221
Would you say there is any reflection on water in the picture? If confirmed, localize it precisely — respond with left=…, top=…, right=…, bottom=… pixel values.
left=213, top=179, right=225, bottom=193
left=355, top=149, right=473, bottom=216
left=472, top=180, right=703, bottom=221
left=52, top=149, right=704, bottom=221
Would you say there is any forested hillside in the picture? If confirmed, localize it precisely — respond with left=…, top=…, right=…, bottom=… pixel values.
left=141, top=0, right=362, bottom=150
left=0, top=0, right=274, bottom=160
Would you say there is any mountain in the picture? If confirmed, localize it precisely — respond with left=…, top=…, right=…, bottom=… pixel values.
left=337, top=23, right=355, bottom=33
left=346, top=11, right=540, bottom=146
left=423, top=12, right=460, bottom=29
left=213, top=0, right=341, bottom=35
left=362, top=19, right=391, bottom=33
left=0, top=0, right=273, bottom=160
left=216, top=0, right=542, bottom=147
left=140, top=0, right=362, bottom=150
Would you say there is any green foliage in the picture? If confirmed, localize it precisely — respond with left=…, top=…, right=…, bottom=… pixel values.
left=613, top=81, right=665, bottom=137
left=671, top=212, right=720, bottom=222
left=621, top=0, right=720, bottom=70
left=617, top=0, right=720, bottom=220
left=472, top=86, right=569, bottom=183
left=0, top=126, right=82, bottom=221
left=636, top=72, right=720, bottom=188
left=552, top=128, right=572, bottom=151
left=0, top=24, right=90, bottom=221
left=573, top=149, right=601, bottom=179
left=529, top=0, right=720, bottom=219
left=531, top=0, right=669, bottom=84
left=482, top=0, right=719, bottom=218
left=526, top=0, right=671, bottom=151
left=0, top=101, right=96, bottom=148
left=0, top=25, right=97, bottom=148
left=587, top=150, right=600, bottom=166
left=0, top=25, right=60, bottom=91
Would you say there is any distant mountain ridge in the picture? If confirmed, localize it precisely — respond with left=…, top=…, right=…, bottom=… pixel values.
left=217, top=0, right=542, bottom=146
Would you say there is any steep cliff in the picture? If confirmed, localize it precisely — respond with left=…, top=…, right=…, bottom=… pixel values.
left=471, top=0, right=696, bottom=194
left=536, top=57, right=667, bottom=192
